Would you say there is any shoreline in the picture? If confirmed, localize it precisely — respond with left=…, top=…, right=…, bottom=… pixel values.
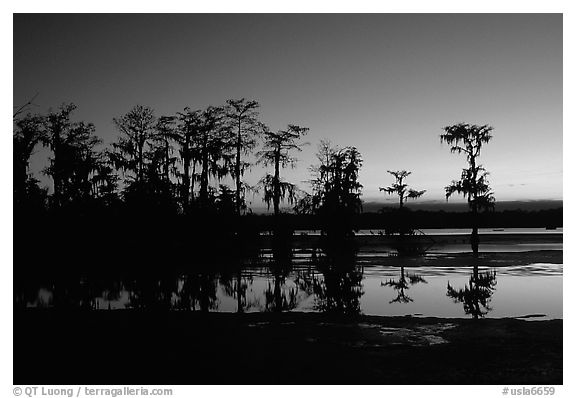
left=13, top=241, right=563, bottom=384
left=257, top=232, right=563, bottom=251
left=355, top=249, right=562, bottom=267
left=14, top=310, right=562, bottom=384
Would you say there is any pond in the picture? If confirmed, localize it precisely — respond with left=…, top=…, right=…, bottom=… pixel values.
left=17, top=248, right=562, bottom=320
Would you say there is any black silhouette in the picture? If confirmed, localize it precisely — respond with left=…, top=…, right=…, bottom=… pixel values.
left=380, top=170, right=426, bottom=210
left=195, top=106, right=229, bottom=209
left=447, top=265, right=497, bottom=319
left=11, top=98, right=560, bottom=387
left=263, top=246, right=299, bottom=312
left=311, top=245, right=364, bottom=316
left=176, top=272, right=219, bottom=312
left=309, top=140, right=363, bottom=240
left=13, top=113, right=47, bottom=213
left=257, top=124, right=309, bottom=217
left=13, top=92, right=39, bottom=119
left=225, top=98, right=264, bottom=216
left=174, top=108, right=200, bottom=212
left=112, top=105, right=157, bottom=187
left=12, top=13, right=563, bottom=386
left=43, top=103, right=103, bottom=209
left=378, top=170, right=432, bottom=253
left=152, top=116, right=178, bottom=184
left=382, top=266, right=427, bottom=303
left=441, top=123, right=496, bottom=256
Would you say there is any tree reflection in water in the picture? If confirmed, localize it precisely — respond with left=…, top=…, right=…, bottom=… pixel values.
left=263, top=234, right=299, bottom=312
left=447, top=265, right=497, bottom=319
left=175, top=272, right=219, bottom=312
left=219, top=268, right=255, bottom=313
left=16, top=247, right=502, bottom=319
left=125, top=273, right=179, bottom=310
left=381, top=266, right=427, bottom=304
left=309, top=243, right=364, bottom=316
left=219, top=235, right=261, bottom=313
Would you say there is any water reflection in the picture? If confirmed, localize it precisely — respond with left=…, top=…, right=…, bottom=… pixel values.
left=311, top=247, right=364, bottom=316
left=263, top=243, right=298, bottom=312
left=14, top=247, right=562, bottom=320
left=125, top=273, right=179, bottom=310
left=446, top=265, right=497, bottom=319
left=381, top=266, right=427, bottom=304
left=176, top=272, right=219, bottom=312
left=220, top=270, right=255, bottom=313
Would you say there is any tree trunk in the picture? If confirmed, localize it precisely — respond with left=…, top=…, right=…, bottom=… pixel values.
left=235, top=122, right=242, bottom=216
left=273, top=148, right=280, bottom=217
left=137, top=140, right=144, bottom=184
left=470, top=155, right=479, bottom=257
left=164, top=139, right=170, bottom=182
left=191, top=161, right=196, bottom=202
left=52, top=129, right=62, bottom=208
left=471, top=205, right=479, bottom=257
left=182, top=141, right=190, bottom=212
left=398, top=176, right=405, bottom=209
left=200, top=137, right=209, bottom=207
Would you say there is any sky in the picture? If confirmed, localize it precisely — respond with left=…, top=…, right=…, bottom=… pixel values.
left=13, top=13, right=563, bottom=209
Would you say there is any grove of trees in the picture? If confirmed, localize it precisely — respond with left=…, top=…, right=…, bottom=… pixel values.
left=14, top=97, right=497, bottom=254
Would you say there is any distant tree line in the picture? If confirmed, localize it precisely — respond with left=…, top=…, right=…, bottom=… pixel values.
left=213, top=208, right=561, bottom=232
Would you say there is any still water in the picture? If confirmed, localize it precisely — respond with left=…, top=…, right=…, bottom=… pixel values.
left=293, top=227, right=563, bottom=236
left=19, top=249, right=562, bottom=320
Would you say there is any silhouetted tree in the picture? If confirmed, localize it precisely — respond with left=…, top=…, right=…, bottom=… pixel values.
left=215, top=185, right=239, bottom=216
left=225, top=98, right=263, bottom=216
left=90, top=151, right=120, bottom=207
left=175, top=108, right=202, bottom=212
left=13, top=113, right=46, bottom=208
left=55, top=122, right=102, bottom=206
left=197, top=106, right=229, bottom=208
left=379, top=170, right=426, bottom=238
left=42, top=103, right=76, bottom=208
left=13, top=92, right=39, bottom=119
left=310, top=141, right=363, bottom=239
left=111, top=105, right=157, bottom=186
left=257, top=124, right=309, bottom=216
left=441, top=123, right=495, bottom=256
left=380, top=170, right=425, bottom=209
left=139, top=115, right=179, bottom=210
left=293, top=192, right=315, bottom=215
left=152, top=116, right=178, bottom=184
left=42, top=103, right=102, bottom=209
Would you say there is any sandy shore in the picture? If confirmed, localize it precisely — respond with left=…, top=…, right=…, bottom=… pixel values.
left=14, top=309, right=562, bottom=385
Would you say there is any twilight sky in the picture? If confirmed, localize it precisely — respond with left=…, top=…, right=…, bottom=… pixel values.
left=14, top=14, right=562, bottom=208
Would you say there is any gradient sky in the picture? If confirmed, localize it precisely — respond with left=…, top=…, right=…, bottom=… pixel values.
left=14, top=14, right=562, bottom=208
